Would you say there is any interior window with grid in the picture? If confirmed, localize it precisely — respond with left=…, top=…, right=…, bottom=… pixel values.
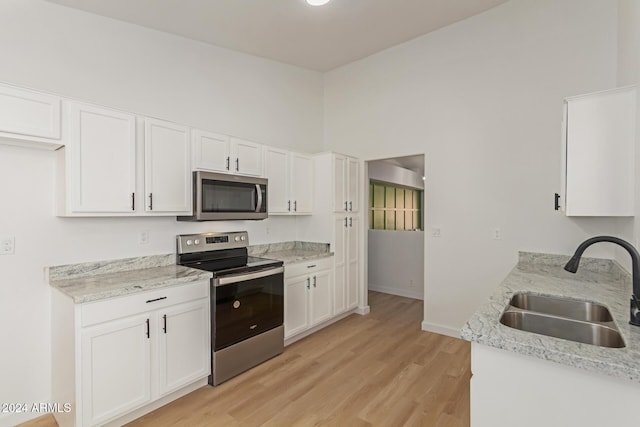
left=369, top=182, right=422, bottom=231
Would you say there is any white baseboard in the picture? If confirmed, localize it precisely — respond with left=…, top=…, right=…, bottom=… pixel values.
left=368, top=284, right=423, bottom=300
left=356, top=305, right=370, bottom=315
left=421, top=320, right=461, bottom=339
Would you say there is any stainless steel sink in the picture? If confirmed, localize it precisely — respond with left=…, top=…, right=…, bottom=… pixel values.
left=500, top=293, right=625, bottom=348
left=500, top=311, right=625, bottom=348
left=508, top=293, right=613, bottom=322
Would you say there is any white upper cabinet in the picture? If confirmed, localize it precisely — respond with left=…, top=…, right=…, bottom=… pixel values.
left=231, top=137, right=263, bottom=176
left=58, top=102, right=192, bottom=216
left=264, top=147, right=313, bottom=215
left=560, top=86, right=636, bottom=216
left=192, top=132, right=263, bottom=177
left=192, top=130, right=230, bottom=173
left=264, top=147, right=290, bottom=213
left=144, top=118, right=191, bottom=214
left=333, top=154, right=359, bottom=213
left=0, top=82, right=62, bottom=149
left=291, top=153, right=313, bottom=214
left=64, top=101, right=137, bottom=214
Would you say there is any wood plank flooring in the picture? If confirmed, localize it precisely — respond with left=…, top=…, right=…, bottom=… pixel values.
left=20, top=291, right=470, bottom=427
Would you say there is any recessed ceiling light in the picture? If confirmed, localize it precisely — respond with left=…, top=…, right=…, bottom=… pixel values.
left=306, top=0, right=331, bottom=6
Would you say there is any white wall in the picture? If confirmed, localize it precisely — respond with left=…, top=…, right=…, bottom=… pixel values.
left=324, top=0, right=621, bottom=336
left=368, top=230, right=424, bottom=300
left=0, top=1, right=324, bottom=425
left=615, top=0, right=640, bottom=269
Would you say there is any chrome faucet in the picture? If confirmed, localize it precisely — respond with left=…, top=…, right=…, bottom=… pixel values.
left=564, top=236, right=640, bottom=326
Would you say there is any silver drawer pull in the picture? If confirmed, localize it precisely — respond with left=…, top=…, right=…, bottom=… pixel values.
left=146, top=296, right=167, bottom=303
left=306, top=264, right=316, bottom=268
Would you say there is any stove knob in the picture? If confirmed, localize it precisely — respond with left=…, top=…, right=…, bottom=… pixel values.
left=194, top=239, right=200, bottom=245
left=240, top=236, right=246, bottom=241
left=234, top=236, right=241, bottom=242
left=186, top=239, right=193, bottom=246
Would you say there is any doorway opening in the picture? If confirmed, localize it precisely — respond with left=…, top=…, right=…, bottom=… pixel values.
left=365, top=154, right=425, bottom=307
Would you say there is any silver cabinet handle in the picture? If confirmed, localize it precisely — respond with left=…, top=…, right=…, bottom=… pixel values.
left=131, top=193, right=135, bottom=211
left=349, top=201, right=352, bottom=211
left=294, top=200, right=297, bottom=212
left=145, top=318, right=150, bottom=339
left=163, top=314, right=167, bottom=334
left=306, top=277, right=310, bottom=289
left=344, top=217, right=348, bottom=227
left=288, top=200, right=291, bottom=212
left=349, top=217, right=353, bottom=227
left=344, top=201, right=348, bottom=211
left=236, top=158, right=239, bottom=172
left=226, top=156, right=230, bottom=170
left=148, top=193, right=153, bottom=211
left=313, top=276, right=317, bottom=288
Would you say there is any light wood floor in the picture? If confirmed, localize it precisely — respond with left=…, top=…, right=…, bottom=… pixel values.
left=21, top=291, right=470, bottom=427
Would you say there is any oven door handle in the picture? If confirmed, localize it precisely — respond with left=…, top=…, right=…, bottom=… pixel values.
left=255, top=184, right=263, bottom=213
left=214, top=266, right=284, bottom=286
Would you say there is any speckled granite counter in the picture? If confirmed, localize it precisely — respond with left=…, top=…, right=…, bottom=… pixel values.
left=249, top=241, right=332, bottom=264
left=48, top=254, right=212, bottom=304
left=461, top=252, right=640, bottom=384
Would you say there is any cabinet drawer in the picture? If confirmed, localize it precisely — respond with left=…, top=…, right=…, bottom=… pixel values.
left=284, top=257, right=333, bottom=279
left=81, top=280, right=209, bottom=327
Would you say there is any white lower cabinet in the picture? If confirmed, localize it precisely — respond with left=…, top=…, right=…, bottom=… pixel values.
left=52, top=280, right=210, bottom=427
left=284, top=258, right=333, bottom=339
left=81, top=314, right=152, bottom=426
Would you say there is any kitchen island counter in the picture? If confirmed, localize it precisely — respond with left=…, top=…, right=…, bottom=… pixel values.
left=461, top=251, right=640, bottom=383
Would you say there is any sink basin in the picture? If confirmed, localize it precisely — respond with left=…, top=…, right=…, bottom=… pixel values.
left=508, top=293, right=613, bottom=322
left=500, top=293, right=624, bottom=348
left=500, top=311, right=625, bottom=348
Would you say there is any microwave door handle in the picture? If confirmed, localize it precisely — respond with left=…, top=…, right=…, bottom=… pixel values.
left=255, top=184, right=263, bottom=212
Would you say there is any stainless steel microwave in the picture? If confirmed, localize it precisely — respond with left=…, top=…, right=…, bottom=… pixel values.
left=178, top=171, right=268, bottom=221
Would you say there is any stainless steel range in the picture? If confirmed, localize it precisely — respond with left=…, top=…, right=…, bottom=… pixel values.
left=176, top=231, right=284, bottom=386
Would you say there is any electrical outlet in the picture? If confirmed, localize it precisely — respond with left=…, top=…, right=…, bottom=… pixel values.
left=492, top=228, right=502, bottom=240
left=139, top=231, right=149, bottom=245
left=431, top=227, right=441, bottom=238
left=0, top=236, right=15, bottom=255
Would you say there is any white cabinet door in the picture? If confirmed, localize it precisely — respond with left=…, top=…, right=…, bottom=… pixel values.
left=67, top=102, right=136, bottom=213
left=347, top=216, right=359, bottom=309
left=81, top=313, right=152, bottom=426
left=563, top=87, right=636, bottom=216
left=0, top=83, right=61, bottom=143
left=310, top=269, right=333, bottom=326
left=333, top=216, right=347, bottom=315
left=291, top=153, right=313, bottom=214
left=192, top=130, right=231, bottom=173
left=157, top=299, right=210, bottom=396
left=231, top=137, right=263, bottom=176
left=284, top=276, right=310, bottom=338
left=333, top=154, right=347, bottom=213
left=264, top=147, right=290, bottom=213
left=144, top=118, right=191, bottom=214
left=347, top=158, right=359, bottom=213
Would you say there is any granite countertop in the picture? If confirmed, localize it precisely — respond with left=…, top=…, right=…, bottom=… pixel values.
left=48, top=254, right=212, bottom=304
left=461, top=252, right=640, bottom=384
left=249, top=241, right=332, bottom=264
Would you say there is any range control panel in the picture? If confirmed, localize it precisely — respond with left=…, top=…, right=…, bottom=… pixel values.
left=177, top=231, right=248, bottom=254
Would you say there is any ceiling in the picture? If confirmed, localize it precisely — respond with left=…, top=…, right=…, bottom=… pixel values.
left=44, top=0, right=509, bottom=71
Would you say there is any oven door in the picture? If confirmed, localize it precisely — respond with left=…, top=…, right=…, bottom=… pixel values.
left=213, top=266, right=284, bottom=351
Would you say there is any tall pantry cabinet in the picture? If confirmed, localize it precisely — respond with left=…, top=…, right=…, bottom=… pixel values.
left=313, top=153, right=362, bottom=315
